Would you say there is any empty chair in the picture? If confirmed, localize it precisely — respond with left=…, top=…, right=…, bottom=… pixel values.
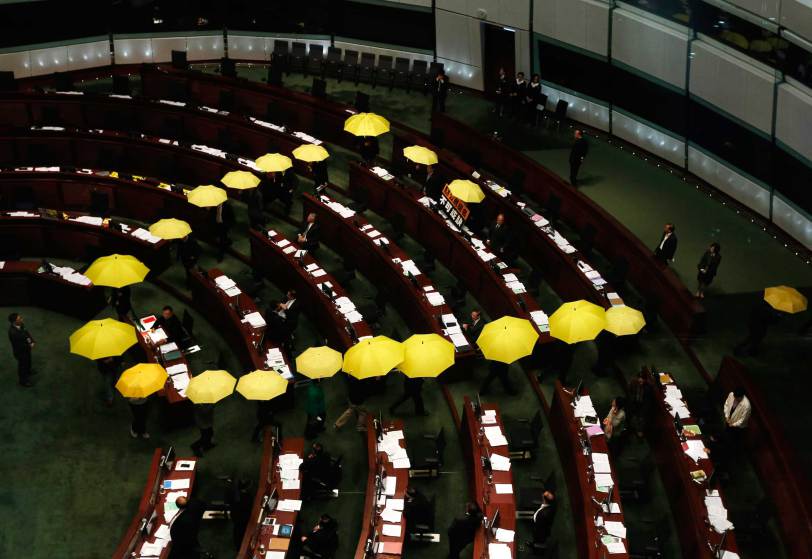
left=411, top=60, right=428, bottom=92
left=545, top=193, right=561, bottom=224
left=527, top=267, right=543, bottom=297
left=307, top=44, right=325, bottom=76
left=112, top=74, right=130, bottom=96
left=409, top=427, right=445, bottom=478
left=376, top=55, right=395, bottom=89
left=552, top=99, right=569, bottom=130
left=325, top=47, right=343, bottom=79
left=357, top=52, right=377, bottom=85
left=289, top=41, right=308, bottom=74
left=393, top=57, right=412, bottom=90
left=409, top=494, right=437, bottom=542
left=40, top=105, right=60, bottom=126
left=182, top=309, right=194, bottom=337
left=342, top=50, right=360, bottom=83
left=577, top=223, right=597, bottom=255
left=390, top=212, right=406, bottom=241
left=505, top=409, right=543, bottom=459
left=529, top=539, right=559, bottom=558
left=627, top=516, right=670, bottom=559
left=271, top=40, right=290, bottom=71
left=516, top=471, right=556, bottom=518
left=89, top=190, right=110, bottom=216
left=618, top=456, right=655, bottom=503
left=534, top=93, right=549, bottom=126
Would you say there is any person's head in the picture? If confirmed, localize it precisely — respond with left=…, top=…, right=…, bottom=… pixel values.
left=471, top=309, right=481, bottom=322
left=406, top=487, right=418, bottom=499
left=495, top=213, right=505, bottom=226
left=664, top=223, right=675, bottom=234
left=542, top=489, right=556, bottom=502
left=465, top=502, right=482, bottom=517
left=319, top=513, right=334, bottom=527
left=311, top=442, right=323, bottom=455
left=709, top=242, right=720, bottom=254
left=175, top=496, right=188, bottom=509
left=161, top=306, right=174, bottom=319
left=613, top=397, right=626, bottom=411
left=8, top=312, right=22, bottom=326
left=306, top=212, right=317, bottom=224
left=574, top=129, right=583, bottom=140
left=517, top=72, right=525, bottom=80
left=426, top=164, right=434, bottom=175
left=498, top=67, right=506, bottom=77
left=531, top=73, right=540, bottom=83
left=635, top=370, right=646, bottom=384
left=733, top=386, right=745, bottom=400
left=287, top=289, right=297, bottom=300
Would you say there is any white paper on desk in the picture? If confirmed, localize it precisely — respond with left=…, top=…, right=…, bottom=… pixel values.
left=282, top=479, right=300, bottom=490
left=386, top=498, right=404, bottom=511
left=243, top=311, right=266, bottom=329
left=366, top=229, right=381, bottom=239
left=502, top=273, right=518, bottom=282
left=266, top=552, right=286, bottom=559
left=175, top=459, right=195, bottom=471
left=490, top=453, right=511, bottom=472
left=277, top=499, right=302, bottom=512
left=494, top=483, right=513, bottom=494
left=393, top=457, right=411, bottom=469
left=154, top=523, right=171, bottom=540
left=384, top=476, right=397, bottom=496
left=214, top=275, right=236, bottom=289
left=592, top=452, right=610, bottom=465
left=138, top=542, right=164, bottom=557
left=382, top=523, right=401, bottom=538
left=488, top=542, right=512, bottom=559
left=344, top=310, right=364, bottom=324
left=304, top=263, right=318, bottom=272
left=684, top=439, right=708, bottom=462
left=426, top=292, right=446, bottom=307
left=593, top=460, right=612, bottom=474
left=312, top=269, right=327, bottom=278
left=167, top=478, right=190, bottom=490
left=224, top=286, right=242, bottom=297
left=282, top=245, right=296, bottom=254
left=380, top=508, right=402, bottom=523
left=606, top=540, right=627, bottom=554
left=484, top=426, right=508, bottom=447
left=148, top=328, right=167, bottom=345
left=595, top=474, right=615, bottom=490
left=604, top=521, right=626, bottom=539
left=495, top=528, right=515, bottom=543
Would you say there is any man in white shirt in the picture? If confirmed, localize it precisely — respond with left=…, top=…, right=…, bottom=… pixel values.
left=654, top=222, right=678, bottom=264
left=723, top=387, right=751, bottom=429
left=532, top=490, right=557, bottom=545
left=298, top=212, right=321, bottom=251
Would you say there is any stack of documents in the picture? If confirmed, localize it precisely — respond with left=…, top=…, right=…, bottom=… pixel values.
left=242, top=311, right=266, bottom=329
left=166, top=363, right=188, bottom=376
left=50, top=265, right=92, bottom=285
left=325, top=199, right=355, bottom=218
left=148, top=328, right=168, bottom=345
left=265, top=348, right=291, bottom=379
left=484, top=426, right=508, bottom=447
left=277, top=499, right=302, bottom=512
left=705, top=491, right=734, bottom=533
left=573, top=396, right=597, bottom=419
left=426, top=291, right=446, bottom=307
left=490, top=453, right=511, bottom=472
left=604, top=521, right=627, bottom=539
left=191, top=144, right=227, bottom=159
left=249, top=116, right=286, bottom=133
left=6, top=210, right=39, bottom=217
left=70, top=215, right=104, bottom=226
left=488, top=543, right=512, bottom=559
left=131, top=227, right=162, bottom=244
left=595, top=473, right=615, bottom=492
left=481, top=409, right=498, bottom=425
left=279, top=453, right=303, bottom=485
left=529, top=310, right=549, bottom=332
left=683, top=440, right=708, bottom=463
left=591, top=453, right=612, bottom=474
left=371, top=166, right=394, bottom=180
left=292, top=131, right=322, bottom=145
left=601, top=535, right=627, bottom=554
left=170, top=373, right=190, bottom=396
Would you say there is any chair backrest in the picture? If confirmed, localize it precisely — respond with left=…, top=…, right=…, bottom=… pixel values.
left=395, top=57, right=411, bottom=72
left=412, top=60, right=428, bottom=74
left=538, top=93, right=549, bottom=109
left=273, top=40, right=289, bottom=55
left=531, top=410, right=544, bottom=442
left=291, top=41, right=307, bottom=55
left=378, top=55, right=393, bottom=70
left=344, top=49, right=359, bottom=66
left=219, top=89, right=234, bottom=111
left=309, top=44, right=324, bottom=59
left=355, top=91, right=370, bottom=112
left=182, top=309, right=194, bottom=336
left=360, top=52, right=375, bottom=68
left=581, top=223, right=597, bottom=243
left=429, top=61, right=445, bottom=77
left=327, top=47, right=342, bottom=62
left=555, top=99, right=569, bottom=117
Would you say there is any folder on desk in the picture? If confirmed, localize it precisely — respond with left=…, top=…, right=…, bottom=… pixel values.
left=375, top=541, right=403, bottom=555
left=268, top=538, right=290, bottom=551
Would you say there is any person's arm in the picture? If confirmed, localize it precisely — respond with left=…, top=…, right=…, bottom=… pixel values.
left=722, top=393, right=733, bottom=421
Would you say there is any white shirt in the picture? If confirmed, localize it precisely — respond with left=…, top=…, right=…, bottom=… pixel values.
left=659, top=232, right=671, bottom=251
left=723, top=393, right=751, bottom=428
left=302, top=223, right=313, bottom=240
left=533, top=502, right=551, bottom=523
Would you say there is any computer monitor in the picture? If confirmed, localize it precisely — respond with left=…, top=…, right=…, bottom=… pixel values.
left=266, top=487, right=278, bottom=513
left=488, top=507, right=501, bottom=537
left=574, top=378, right=584, bottom=401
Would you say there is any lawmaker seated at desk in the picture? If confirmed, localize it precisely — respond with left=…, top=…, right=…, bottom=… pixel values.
left=462, top=310, right=485, bottom=340
left=265, top=289, right=299, bottom=345
left=297, top=213, right=321, bottom=252
left=300, top=513, right=338, bottom=559
left=422, top=164, right=445, bottom=200
left=155, top=305, right=187, bottom=345
left=300, top=442, right=335, bottom=499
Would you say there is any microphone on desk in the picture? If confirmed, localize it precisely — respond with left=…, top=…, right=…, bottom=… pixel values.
left=517, top=297, right=527, bottom=311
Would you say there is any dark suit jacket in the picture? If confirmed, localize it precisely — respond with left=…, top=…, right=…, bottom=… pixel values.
left=467, top=318, right=485, bottom=341
left=488, top=222, right=510, bottom=254
left=155, top=314, right=185, bottom=343
left=570, top=137, right=589, bottom=163
left=169, top=499, right=206, bottom=556
left=654, top=232, right=678, bottom=262
left=433, top=77, right=449, bottom=100
left=447, top=512, right=481, bottom=547
left=532, top=502, right=556, bottom=542
left=511, top=80, right=528, bottom=100
left=424, top=171, right=444, bottom=200
left=300, top=222, right=321, bottom=251
left=8, top=325, right=33, bottom=359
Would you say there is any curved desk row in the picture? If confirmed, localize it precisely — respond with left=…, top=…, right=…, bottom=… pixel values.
left=237, top=435, right=305, bottom=559
left=113, top=449, right=198, bottom=559
left=644, top=368, right=739, bottom=558
left=301, top=192, right=476, bottom=358
left=249, top=227, right=373, bottom=351
left=430, top=113, right=704, bottom=339
left=0, top=260, right=106, bottom=320
left=348, top=161, right=551, bottom=345
left=549, top=382, right=629, bottom=559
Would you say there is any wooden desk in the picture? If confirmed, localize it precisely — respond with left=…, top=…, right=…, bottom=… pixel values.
left=248, top=227, right=373, bottom=351
left=238, top=435, right=305, bottom=559
left=355, top=416, right=409, bottom=559
left=714, top=357, right=812, bottom=558
left=644, top=368, right=739, bottom=558
left=0, top=260, right=106, bottom=319
left=348, top=161, right=551, bottom=346
left=112, top=449, right=197, bottom=559
left=132, top=314, right=192, bottom=405
left=549, top=382, right=629, bottom=559
left=301, top=192, right=476, bottom=358
left=431, top=112, right=704, bottom=339
left=0, top=209, right=171, bottom=273
left=460, top=397, right=517, bottom=558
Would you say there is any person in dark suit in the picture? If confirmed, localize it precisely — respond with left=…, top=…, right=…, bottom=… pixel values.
left=278, top=289, right=300, bottom=337
left=494, top=67, right=510, bottom=117
left=431, top=70, right=449, bottom=113
left=480, top=361, right=516, bottom=395
left=532, top=490, right=557, bottom=545
left=213, top=200, right=235, bottom=262
left=510, top=72, right=528, bottom=118
left=8, top=312, right=34, bottom=387
left=97, top=356, right=121, bottom=406
left=191, top=403, right=216, bottom=457
left=110, top=286, right=132, bottom=321
left=486, top=213, right=511, bottom=258
left=526, top=73, right=542, bottom=124
left=301, top=442, right=332, bottom=499
left=309, top=161, right=329, bottom=192
left=404, top=487, right=431, bottom=533
left=423, top=165, right=445, bottom=200
left=300, top=514, right=338, bottom=558
left=447, top=502, right=483, bottom=559
left=245, top=187, right=266, bottom=230
left=178, top=234, right=201, bottom=285
left=389, top=376, right=427, bottom=416
left=653, top=222, right=678, bottom=264
left=128, top=396, right=150, bottom=439
left=569, top=129, right=589, bottom=186
left=169, top=496, right=206, bottom=559
left=462, top=310, right=484, bottom=341
left=298, top=212, right=321, bottom=251
left=696, top=242, right=721, bottom=298
left=281, top=168, right=299, bottom=214
left=359, top=136, right=379, bottom=166
left=252, top=399, right=281, bottom=443
left=155, top=305, right=185, bottom=344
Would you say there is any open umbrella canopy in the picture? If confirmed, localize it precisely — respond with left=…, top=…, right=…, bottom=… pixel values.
left=221, top=170, right=260, bottom=190
left=344, top=112, right=391, bottom=137
left=69, top=318, right=137, bottom=360
left=476, top=316, right=539, bottom=364
left=236, top=369, right=289, bottom=401
left=186, top=369, right=236, bottom=404
left=549, top=300, right=606, bottom=344
left=403, top=145, right=438, bottom=166
left=116, top=363, right=168, bottom=398
left=398, top=334, right=455, bottom=378
left=149, top=218, right=192, bottom=240
left=187, top=184, right=228, bottom=208
left=764, top=286, right=808, bottom=314
left=296, top=346, right=343, bottom=379
left=604, top=305, right=646, bottom=336
left=84, top=254, right=149, bottom=288
left=292, top=144, right=330, bottom=163
left=448, top=179, right=485, bottom=204
left=255, top=153, right=293, bottom=173
left=342, top=336, right=405, bottom=379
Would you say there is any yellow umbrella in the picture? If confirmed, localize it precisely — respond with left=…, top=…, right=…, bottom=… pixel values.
left=221, top=170, right=260, bottom=190
left=255, top=153, right=293, bottom=173
left=344, top=112, right=390, bottom=137
left=296, top=346, right=343, bottom=379
left=476, top=316, right=539, bottom=364
left=398, top=334, right=455, bottom=378
left=342, top=336, right=404, bottom=379
left=69, top=318, right=137, bottom=360
left=764, top=286, right=808, bottom=314
left=116, top=363, right=168, bottom=398
left=292, top=144, right=330, bottom=163
left=403, top=145, right=438, bottom=166
left=448, top=179, right=485, bottom=204
left=149, top=218, right=192, bottom=240
left=549, top=300, right=606, bottom=344
left=187, top=184, right=228, bottom=208
left=186, top=369, right=236, bottom=404
left=84, top=254, right=149, bottom=288
left=604, top=305, right=645, bottom=336
left=236, top=369, right=289, bottom=400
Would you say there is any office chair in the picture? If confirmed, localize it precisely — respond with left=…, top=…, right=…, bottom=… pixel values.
left=218, top=89, right=235, bottom=112
left=182, top=309, right=195, bottom=338
left=310, top=455, right=343, bottom=499
left=342, top=50, right=360, bottom=84
left=89, top=190, right=110, bottom=217
left=377, top=55, right=396, bottom=90
left=267, top=62, right=284, bottom=87
left=527, top=267, right=543, bottom=297
left=112, top=74, right=130, bottom=95
left=289, top=42, right=308, bottom=75
left=311, top=78, right=327, bottom=98
left=411, top=60, right=428, bottom=93
left=422, top=249, right=436, bottom=272
left=408, top=427, right=445, bottom=478
left=358, top=52, right=377, bottom=85
left=393, top=57, right=412, bottom=90
left=505, top=409, right=544, bottom=460
left=325, top=47, right=343, bottom=80
left=545, top=194, right=561, bottom=225
left=272, top=40, right=290, bottom=72
left=307, top=44, right=325, bottom=77
left=390, top=213, right=406, bottom=241
left=409, top=494, right=439, bottom=543
left=552, top=99, right=569, bottom=130
left=607, top=257, right=629, bottom=290
left=527, top=539, right=558, bottom=558
left=627, top=516, right=669, bottom=559
left=618, top=455, right=655, bottom=504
